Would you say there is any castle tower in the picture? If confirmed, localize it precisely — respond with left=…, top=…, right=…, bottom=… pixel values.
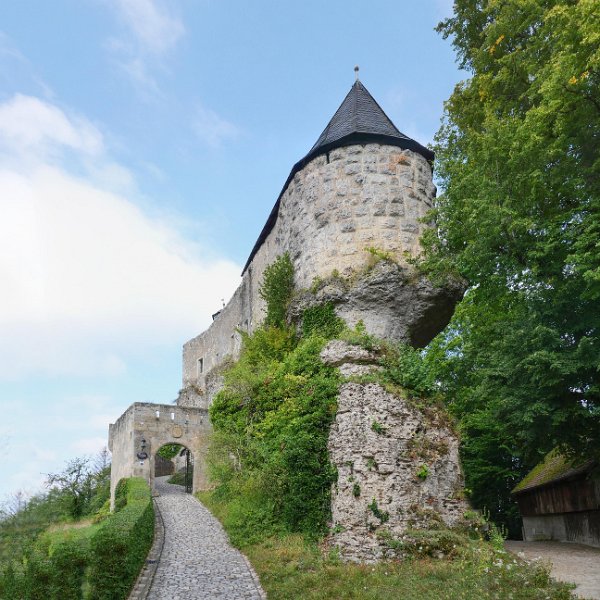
left=179, top=78, right=462, bottom=408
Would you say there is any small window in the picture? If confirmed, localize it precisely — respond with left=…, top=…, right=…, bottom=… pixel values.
left=197, top=358, right=204, bottom=377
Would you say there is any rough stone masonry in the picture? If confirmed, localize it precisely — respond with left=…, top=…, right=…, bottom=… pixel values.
left=180, top=141, right=460, bottom=408
left=109, top=78, right=469, bottom=562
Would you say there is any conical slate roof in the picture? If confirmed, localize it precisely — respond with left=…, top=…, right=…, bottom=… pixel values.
left=309, top=80, right=412, bottom=154
left=242, top=80, right=433, bottom=273
left=304, top=79, right=433, bottom=164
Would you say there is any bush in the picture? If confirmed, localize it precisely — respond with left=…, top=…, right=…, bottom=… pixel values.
left=0, top=519, right=95, bottom=600
left=0, top=479, right=152, bottom=600
left=381, top=343, right=436, bottom=397
left=88, top=477, right=154, bottom=600
left=0, top=563, right=24, bottom=599
left=301, top=303, right=344, bottom=339
left=208, top=331, right=340, bottom=543
left=205, top=256, right=345, bottom=545
left=259, top=252, right=294, bottom=328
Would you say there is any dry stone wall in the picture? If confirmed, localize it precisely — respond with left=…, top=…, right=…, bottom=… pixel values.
left=180, top=144, right=439, bottom=407
left=321, top=341, right=469, bottom=562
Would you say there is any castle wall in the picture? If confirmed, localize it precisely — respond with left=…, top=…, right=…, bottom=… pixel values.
left=108, top=402, right=211, bottom=508
left=181, top=144, right=436, bottom=407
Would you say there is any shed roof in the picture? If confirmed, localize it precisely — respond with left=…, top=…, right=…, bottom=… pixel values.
left=512, top=449, right=596, bottom=495
left=241, top=80, right=433, bottom=274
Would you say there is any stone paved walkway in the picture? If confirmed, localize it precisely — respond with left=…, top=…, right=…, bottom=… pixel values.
left=146, top=477, right=265, bottom=600
left=505, top=540, right=600, bottom=599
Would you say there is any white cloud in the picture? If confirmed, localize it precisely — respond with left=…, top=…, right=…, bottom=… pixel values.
left=193, top=103, right=240, bottom=147
left=0, top=94, right=241, bottom=379
left=0, top=94, right=103, bottom=160
left=104, top=0, right=184, bottom=93
left=71, top=437, right=108, bottom=455
left=110, top=0, right=184, bottom=55
left=116, top=55, right=162, bottom=96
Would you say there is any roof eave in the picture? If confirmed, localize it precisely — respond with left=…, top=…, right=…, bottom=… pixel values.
left=512, top=459, right=597, bottom=495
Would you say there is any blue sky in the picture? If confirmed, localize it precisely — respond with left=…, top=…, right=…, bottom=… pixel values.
left=0, top=0, right=463, bottom=499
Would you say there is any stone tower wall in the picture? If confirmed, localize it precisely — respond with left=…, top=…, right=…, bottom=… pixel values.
left=180, top=144, right=436, bottom=408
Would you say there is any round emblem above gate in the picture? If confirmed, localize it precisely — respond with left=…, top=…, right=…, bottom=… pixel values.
left=172, top=425, right=183, bottom=438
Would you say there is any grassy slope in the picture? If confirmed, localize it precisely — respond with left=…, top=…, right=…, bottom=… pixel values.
left=197, top=491, right=577, bottom=600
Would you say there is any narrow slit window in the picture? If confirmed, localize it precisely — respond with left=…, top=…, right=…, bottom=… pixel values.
left=197, top=358, right=204, bottom=377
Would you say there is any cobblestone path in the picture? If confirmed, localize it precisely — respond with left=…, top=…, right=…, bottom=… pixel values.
left=146, top=477, right=265, bottom=600
left=505, top=540, right=600, bottom=599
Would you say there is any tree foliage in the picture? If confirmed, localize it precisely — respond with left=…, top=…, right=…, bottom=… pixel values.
left=423, top=0, right=600, bottom=533
left=157, top=443, right=183, bottom=461
left=207, top=258, right=342, bottom=543
left=208, top=329, right=340, bottom=542
left=259, top=252, right=295, bottom=328
left=45, top=457, right=109, bottom=520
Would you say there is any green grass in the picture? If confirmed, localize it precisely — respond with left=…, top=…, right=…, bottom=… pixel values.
left=167, top=471, right=190, bottom=486
left=197, top=492, right=577, bottom=600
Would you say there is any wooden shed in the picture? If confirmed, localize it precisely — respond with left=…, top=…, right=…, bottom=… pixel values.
left=512, top=450, right=600, bottom=547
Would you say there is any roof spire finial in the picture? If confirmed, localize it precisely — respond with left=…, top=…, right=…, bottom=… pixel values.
left=354, top=65, right=360, bottom=82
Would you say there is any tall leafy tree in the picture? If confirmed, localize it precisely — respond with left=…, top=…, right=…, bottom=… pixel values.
left=423, top=0, right=600, bottom=533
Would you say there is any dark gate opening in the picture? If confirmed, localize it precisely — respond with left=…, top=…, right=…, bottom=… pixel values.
left=155, top=443, right=193, bottom=493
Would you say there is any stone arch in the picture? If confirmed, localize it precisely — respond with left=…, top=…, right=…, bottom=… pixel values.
left=108, top=402, right=211, bottom=509
left=152, top=441, right=195, bottom=493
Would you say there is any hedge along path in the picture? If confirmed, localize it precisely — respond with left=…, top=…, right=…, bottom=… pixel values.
left=146, top=477, right=265, bottom=600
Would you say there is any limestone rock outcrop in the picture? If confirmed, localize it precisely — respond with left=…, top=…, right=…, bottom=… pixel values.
left=321, top=341, right=469, bottom=562
left=292, top=261, right=464, bottom=348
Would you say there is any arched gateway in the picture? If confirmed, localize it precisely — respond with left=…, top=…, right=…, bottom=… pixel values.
left=108, top=402, right=211, bottom=508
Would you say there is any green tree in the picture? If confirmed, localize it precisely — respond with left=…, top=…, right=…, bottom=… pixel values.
left=46, top=457, right=97, bottom=519
left=423, top=0, right=600, bottom=533
left=259, top=252, right=295, bottom=328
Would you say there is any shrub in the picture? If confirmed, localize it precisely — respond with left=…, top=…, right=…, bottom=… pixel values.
left=113, top=478, right=128, bottom=513
left=368, top=499, right=389, bottom=524
left=301, top=303, right=344, bottom=339
left=381, top=343, right=436, bottom=397
left=0, top=563, right=24, bottom=599
left=259, top=252, right=294, bottom=328
left=0, top=521, right=94, bottom=600
left=208, top=332, right=341, bottom=543
left=47, top=533, right=91, bottom=599
left=88, top=477, right=153, bottom=600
